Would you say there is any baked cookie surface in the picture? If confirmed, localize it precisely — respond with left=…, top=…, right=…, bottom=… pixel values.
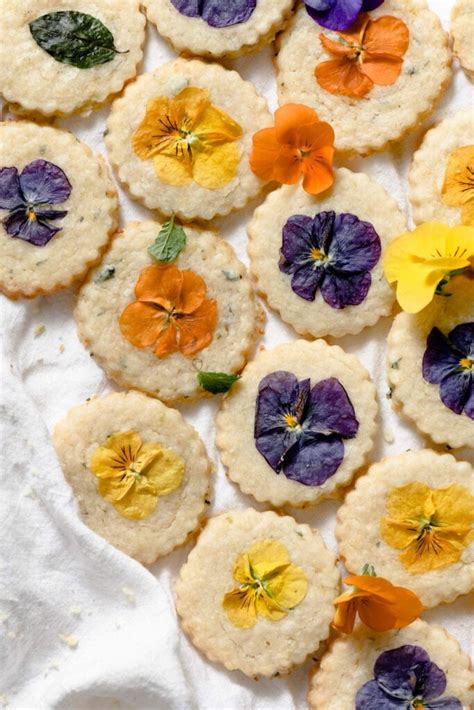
left=452, top=0, right=474, bottom=78
left=176, top=508, right=339, bottom=677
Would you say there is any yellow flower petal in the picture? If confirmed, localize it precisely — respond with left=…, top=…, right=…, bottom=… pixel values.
left=174, top=86, right=210, bottom=126
left=233, top=552, right=253, bottom=586
left=141, top=444, right=184, bottom=496
left=384, top=482, right=433, bottom=521
left=265, top=563, right=308, bottom=610
left=255, top=593, right=287, bottom=622
left=100, top=476, right=159, bottom=520
left=461, top=199, right=474, bottom=227
left=399, top=534, right=464, bottom=574
left=192, top=142, right=241, bottom=190
left=195, top=104, right=243, bottom=145
left=132, top=97, right=176, bottom=160
left=222, top=588, right=258, bottom=628
left=432, top=485, right=474, bottom=528
left=153, top=154, right=193, bottom=186
left=441, top=145, right=474, bottom=209
left=90, top=431, right=143, bottom=480
left=247, top=539, right=291, bottom=579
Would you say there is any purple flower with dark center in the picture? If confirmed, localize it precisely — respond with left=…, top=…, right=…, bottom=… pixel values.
left=305, top=0, right=384, bottom=30
left=422, top=323, right=474, bottom=419
left=279, top=211, right=381, bottom=309
left=254, top=371, right=359, bottom=486
left=0, top=160, right=72, bottom=247
left=356, top=645, right=462, bottom=709
left=170, top=0, right=256, bottom=28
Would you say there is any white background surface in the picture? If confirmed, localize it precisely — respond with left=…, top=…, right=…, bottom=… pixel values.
left=0, top=1, right=473, bottom=708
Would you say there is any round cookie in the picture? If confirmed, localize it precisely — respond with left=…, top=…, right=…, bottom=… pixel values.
left=0, top=121, right=117, bottom=300
left=216, top=339, right=378, bottom=508
left=75, top=220, right=264, bottom=404
left=105, top=59, right=272, bottom=221
left=175, top=508, right=339, bottom=678
left=336, top=450, right=474, bottom=609
left=143, top=0, right=293, bottom=59
left=276, top=0, right=452, bottom=155
left=452, top=0, right=474, bottom=78
left=387, top=275, right=473, bottom=449
left=409, top=110, right=474, bottom=227
left=52, top=391, right=212, bottom=564
left=308, top=619, right=474, bottom=710
left=248, top=168, right=406, bottom=339
left=0, top=0, right=145, bottom=117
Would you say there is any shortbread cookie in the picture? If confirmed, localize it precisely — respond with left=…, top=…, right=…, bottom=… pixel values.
left=337, top=450, right=474, bottom=609
left=75, top=220, right=263, bottom=404
left=176, top=508, right=339, bottom=677
left=248, top=168, right=406, bottom=339
left=216, top=339, right=377, bottom=508
left=105, top=59, right=271, bottom=221
left=452, top=0, right=474, bottom=78
left=387, top=275, right=473, bottom=449
left=143, top=0, right=293, bottom=59
left=276, top=0, right=452, bottom=155
left=53, top=391, right=212, bottom=564
left=0, top=121, right=117, bottom=300
left=308, top=619, right=474, bottom=710
left=0, top=1, right=145, bottom=117
left=410, top=110, right=474, bottom=227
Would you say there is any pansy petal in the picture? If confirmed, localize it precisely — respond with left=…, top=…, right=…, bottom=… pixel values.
left=283, top=433, right=344, bottom=486
left=361, top=0, right=384, bottom=9
left=143, top=445, right=184, bottom=496
left=132, top=96, right=176, bottom=160
left=362, top=53, right=403, bottom=85
left=119, top=301, right=168, bottom=349
left=289, top=263, right=326, bottom=301
left=332, top=598, right=359, bottom=634
left=222, top=588, right=257, bottom=628
left=176, top=298, right=218, bottom=356
left=0, top=167, right=23, bottom=209
left=315, top=58, right=374, bottom=97
left=171, top=0, right=256, bottom=28
left=178, top=270, right=207, bottom=313
left=255, top=594, right=287, bottom=621
left=306, top=0, right=363, bottom=32
left=357, top=588, right=423, bottom=631
left=307, top=378, right=359, bottom=437
left=424, top=699, right=463, bottom=709
left=108, top=482, right=159, bottom=520
left=422, top=327, right=462, bottom=384
left=394, top=265, right=444, bottom=314
left=329, top=213, right=381, bottom=272
left=301, top=154, right=335, bottom=195
left=255, top=428, right=300, bottom=472
left=373, top=645, right=430, bottom=697
left=154, top=321, right=179, bottom=357
left=441, top=146, right=474, bottom=208
left=19, top=160, right=72, bottom=205
left=321, top=269, right=372, bottom=308
left=254, top=371, right=304, bottom=436
left=174, top=86, right=210, bottom=126
left=355, top=679, right=405, bottom=710
left=399, top=536, right=464, bottom=573
left=4, top=210, right=60, bottom=246
left=281, top=214, right=315, bottom=263
left=153, top=153, right=193, bottom=186
left=293, top=121, right=336, bottom=153
left=233, top=552, right=253, bottom=585
left=274, top=103, right=321, bottom=144
left=135, top=264, right=183, bottom=305
left=247, top=539, right=290, bottom=578
left=272, top=149, right=302, bottom=186
left=461, top=199, right=474, bottom=227
left=195, top=104, right=243, bottom=144
left=449, top=322, right=474, bottom=358
left=320, top=32, right=355, bottom=57
left=463, top=381, right=474, bottom=419
left=33, top=208, right=68, bottom=221
left=249, top=127, right=282, bottom=181
left=192, top=142, right=241, bottom=189
left=363, top=16, right=410, bottom=57
left=266, top=563, right=308, bottom=609
left=439, top=370, right=472, bottom=415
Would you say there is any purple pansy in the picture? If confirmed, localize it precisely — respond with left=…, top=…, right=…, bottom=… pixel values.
left=356, top=645, right=462, bottom=709
left=422, top=323, right=474, bottom=419
left=279, top=211, right=381, bottom=309
left=170, top=0, right=256, bottom=28
left=254, top=371, right=359, bottom=486
left=304, top=0, right=384, bottom=30
left=0, top=160, right=72, bottom=247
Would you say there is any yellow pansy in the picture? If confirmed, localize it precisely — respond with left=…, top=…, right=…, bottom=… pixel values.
left=132, top=86, right=243, bottom=190
left=383, top=222, right=474, bottom=313
left=90, top=431, right=184, bottom=521
left=441, top=145, right=474, bottom=227
left=222, top=539, right=308, bottom=629
left=381, top=482, right=474, bottom=574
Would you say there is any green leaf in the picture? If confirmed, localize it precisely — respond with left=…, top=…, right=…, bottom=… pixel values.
left=29, top=11, right=124, bottom=69
left=197, top=371, right=241, bottom=394
left=148, top=217, right=187, bottom=263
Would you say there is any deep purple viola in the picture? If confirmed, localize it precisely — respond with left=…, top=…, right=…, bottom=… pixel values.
left=356, top=645, right=462, bottom=709
left=422, top=323, right=474, bottom=420
left=0, top=160, right=72, bottom=247
left=254, top=371, right=359, bottom=486
left=279, top=210, right=381, bottom=309
left=304, top=0, right=384, bottom=30
left=170, top=0, right=256, bottom=28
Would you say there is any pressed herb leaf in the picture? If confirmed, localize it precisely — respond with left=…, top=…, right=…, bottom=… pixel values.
left=148, top=216, right=187, bottom=263
left=29, top=11, right=124, bottom=69
left=197, top=371, right=241, bottom=394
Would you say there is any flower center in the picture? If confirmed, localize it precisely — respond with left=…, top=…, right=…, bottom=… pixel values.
left=27, top=208, right=37, bottom=222
left=284, top=413, right=301, bottom=429
left=460, top=357, right=473, bottom=370
left=310, top=247, right=326, bottom=262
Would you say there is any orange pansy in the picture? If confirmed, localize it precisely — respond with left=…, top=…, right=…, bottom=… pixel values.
left=249, top=103, right=335, bottom=195
left=316, top=14, right=410, bottom=98
left=119, top=264, right=217, bottom=358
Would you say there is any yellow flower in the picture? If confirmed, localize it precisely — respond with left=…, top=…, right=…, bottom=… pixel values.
left=222, top=539, right=308, bottom=629
left=381, top=482, right=474, bottom=574
left=132, top=86, right=243, bottom=190
left=441, top=145, right=474, bottom=227
left=383, top=222, right=474, bottom=313
left=90, top=431, right=184, bottom=520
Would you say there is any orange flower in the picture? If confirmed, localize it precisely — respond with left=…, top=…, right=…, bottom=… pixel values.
left=249, top=104, right=335, bottom=195
left=119, top=264, right=217, bottom=358
left=316, top=14, right=410, bottom=98
left=333, top=572, right=423, bottom=634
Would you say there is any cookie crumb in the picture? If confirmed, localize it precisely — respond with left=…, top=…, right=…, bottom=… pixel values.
left=58, top=633, right=79, bottom=648
left=69, top=606, right=82, bottom=617
left=383, top=429, right=395, bottom=444
left=121, top=586, right=136, bottom=604
left=34, top=324, right=46, bottom=338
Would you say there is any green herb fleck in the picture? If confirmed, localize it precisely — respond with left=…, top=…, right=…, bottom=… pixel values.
left=391, top=359, right=401, bottom=370
left=222, top=270, right=240, bottom=281
left=386, top=388, right=393, bottom=400
left=95, top=265, right=116, bottom=283
left=295, top=530, right=304, bottom=538
left=148, top=216, right=187, bottom=263
left=361, top=563, right=376, bottom=577
left=197, top=371, right=241, bottom=394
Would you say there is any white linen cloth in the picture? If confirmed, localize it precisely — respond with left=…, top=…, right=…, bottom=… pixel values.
left=0, top=2, right=473, bottom=707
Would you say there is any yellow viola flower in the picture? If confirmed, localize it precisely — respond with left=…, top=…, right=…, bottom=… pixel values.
left=90, top=431, right=184, bottom=521
left=381, top=482, right=474, bottom=574
left=132, top=86, right=243, bottom=190
left=222, top=539, right=308, bottom=629
left=441, top=145, right=474, bottom=227
left=383, top=222, right=474, bottom=313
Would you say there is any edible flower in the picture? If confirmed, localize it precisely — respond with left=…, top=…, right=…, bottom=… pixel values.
left=254, top=371, right=359, bottom=486
left=315, top=14, right=409, bottom=98
left=170, top=0, right=256, bottom=28
left=381, top=482, right=474, bottom=573
left=280, top=210, right=381, bottom=308
left=441, top=145, right=474, bottom=227
left=119, top=263, right=217, bottom=358
left=222, top=539, right=308, bottom=628
left=305, top=0, right=384, bottom=31
left=383, top=223, right=474, bottom=313
left=423, top=323, right=474, bottom=418
left=90, top=431, right=184, bottom=520
left=356, top=645, right=462, bottom=709
left=0, top=159, right=72, bottom=246
left=133, top=86, right=242, bottom=189
left=249, top=104, right=335, bottom=195
left=333, top=565, right=423, bottom=634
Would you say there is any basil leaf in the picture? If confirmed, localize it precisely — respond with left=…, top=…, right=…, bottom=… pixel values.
left=29, top=11, right=123, bottom=69
left=197, top=372, right=241, bottom=394
left=148, top=217, right=187, bottom=263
